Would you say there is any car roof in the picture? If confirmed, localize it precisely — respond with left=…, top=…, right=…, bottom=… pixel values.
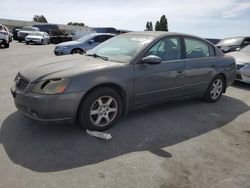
left=221, top=36, right=250, bottom=40
left=123, top=31, right=214, bottom=45
left=91, top=33, right=116, bottom=36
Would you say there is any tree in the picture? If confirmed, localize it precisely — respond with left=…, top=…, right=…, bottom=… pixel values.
left=155, top=15, right=168, bottom=31
left=67, top=22, right=85, bottom=27
left=33, top=15, right=48, bottom=23
left=145, top=21, right=153, bottom=31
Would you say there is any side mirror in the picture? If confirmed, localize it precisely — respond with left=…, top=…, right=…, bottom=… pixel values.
left=88, top=39, right=94, bottom=44
left=141, top=55, right=161, bottom=65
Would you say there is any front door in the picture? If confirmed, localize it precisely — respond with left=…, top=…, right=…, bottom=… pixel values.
left=134, top=36, right=185, bottom=106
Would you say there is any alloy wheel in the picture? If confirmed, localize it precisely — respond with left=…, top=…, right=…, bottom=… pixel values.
left=89, top=96, right=118, bottom=127
left=210, top=78, right=223, bottom=100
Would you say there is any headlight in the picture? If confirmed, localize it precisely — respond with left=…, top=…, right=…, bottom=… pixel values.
left=32, top=78, right=70, bottom=94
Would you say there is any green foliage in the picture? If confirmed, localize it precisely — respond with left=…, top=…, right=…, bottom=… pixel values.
left=33, top=15, right=48, bottom=23
left=67, top=22, right=85, bottom=27
left=145, top=21, right=153, bottom=31
left=155, top=15, right=168, bottom=31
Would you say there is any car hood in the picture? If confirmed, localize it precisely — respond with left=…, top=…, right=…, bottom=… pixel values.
left=20, top=55, right=122, bottom=82
left=56, top=41, right=81, bottom=47
left=18, top=31, right=35, bottom=34
left=26, top=36, right=43, bottom=39
left=227, top=52, right=250, bottom=64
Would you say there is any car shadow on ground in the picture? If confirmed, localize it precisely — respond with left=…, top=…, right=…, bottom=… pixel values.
left=232, top=81, right=250, bottom=91
left=0, top=96, right=249, bottom=172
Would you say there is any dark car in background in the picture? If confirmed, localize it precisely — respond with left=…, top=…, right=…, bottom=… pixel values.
left=228, top=45, right=250, bottom=84
left=17, top=26, right=40, bottom=42
left=216, top=37, right=250, bottom=53
left=32, top=24, right=60, bottom=35
left=12, top=27, right=22, bottom=40
left=11, top=32, right=236, bottom=131
left=205, top=38, right=221, bottom=45
left=54, top=33, right=115, bottom=55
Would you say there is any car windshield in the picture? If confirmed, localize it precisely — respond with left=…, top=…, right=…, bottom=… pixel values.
left=87, top=34, right=155, bottom=63
left=77, top=34, right=94, bottom=43
left=23, top=27, right=38, bottom=31
left=240, top=45, right=250, bottom=53
left=217, top=38, right=244, bottom=46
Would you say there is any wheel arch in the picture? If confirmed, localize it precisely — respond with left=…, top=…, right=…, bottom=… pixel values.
left=71, top=48, right=83, bottom=54
left=76, top=83, right=128, bottom=122
left=216, top=73, right=227, bottom=93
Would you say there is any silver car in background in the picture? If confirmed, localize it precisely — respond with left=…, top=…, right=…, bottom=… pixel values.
left=228, top=45, right=250, bottom=83
left=54, top=33, right=115, bottom=55
left=11, top=32, right=236, bottom=131
left=25, top=31, right=50, bottom=45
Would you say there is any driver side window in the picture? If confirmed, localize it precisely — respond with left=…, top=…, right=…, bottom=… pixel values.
left=146, top=37, right=181, bottom=61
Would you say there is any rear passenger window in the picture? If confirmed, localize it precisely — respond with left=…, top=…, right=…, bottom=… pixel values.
left=184, top=38, right=209, bottom=59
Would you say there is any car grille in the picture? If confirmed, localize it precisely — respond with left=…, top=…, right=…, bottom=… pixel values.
left=15, top=73, right=30, bottom=91
left=237, top=64, right=245, bottom=70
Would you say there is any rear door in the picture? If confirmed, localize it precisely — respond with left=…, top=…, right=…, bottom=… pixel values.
left=134, top=36, right=185, bottom=106
left=182, top=37, right=214, bottom=94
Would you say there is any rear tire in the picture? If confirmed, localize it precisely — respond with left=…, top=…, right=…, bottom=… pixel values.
left=202, top=75, right=225, bottom=103
left=78, top=87, right=123, bottom=131
left=26, top=41, right=29, bottom=45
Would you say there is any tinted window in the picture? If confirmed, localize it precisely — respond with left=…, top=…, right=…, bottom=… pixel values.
left=94, top=35, right=111, bottom=43
left=146, top=37, right=181, bottom=61
left=184, top=38, right=209, bottom=59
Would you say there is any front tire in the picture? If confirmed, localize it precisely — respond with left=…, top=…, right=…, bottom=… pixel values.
left=78, top=87, right=123, bottom=131
left=203, top=75, right=225, bottom=102
left=4, top=43, right=9, bottom=48
left=71, top=48, right=83, bottom=54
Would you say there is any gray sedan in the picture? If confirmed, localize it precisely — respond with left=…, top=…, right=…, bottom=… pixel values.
left=54, top=33, right=115, bottom=55
left=228, top=45, right=250, bottom=83
left=11, top=32, right=236, bottom=131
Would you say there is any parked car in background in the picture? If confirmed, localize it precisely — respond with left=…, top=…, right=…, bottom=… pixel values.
left=17, top=26, right=39, bottom=42
left=32, top=24, right=59, bottom=35
left=11, top=32, right=236, bottom=131
left=216, top=37, right=250, bottom=53
left=70, top=30, right=93, bottom=40
left=54, top=33, right=115, bottom=55
left=12, top=27, right=22, bottom=40
left=25, top=31, right=50, bottom=45
left=205, top=38, right=221, bottom=45
left=228, top=45, right=250, bottom=84
left=0, top=24, right=11, bottom=48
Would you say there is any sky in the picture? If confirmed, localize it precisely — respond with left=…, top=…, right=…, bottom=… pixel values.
left=1, top=0, right=250, bottom=38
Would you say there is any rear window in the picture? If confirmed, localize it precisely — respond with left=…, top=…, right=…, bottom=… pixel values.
left=184, top=38, right=209, bottom=59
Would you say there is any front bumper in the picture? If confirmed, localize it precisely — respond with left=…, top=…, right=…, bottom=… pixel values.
left=236, top=66, right=250, bottom=84
left=54, top=47, right=71, bottom=56
left=25, top=38, right=42, bottom=44
left=11, top=87, right=85, bottom=123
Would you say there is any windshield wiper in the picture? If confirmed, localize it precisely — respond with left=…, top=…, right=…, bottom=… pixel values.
left=86, top=53, right=108, bottom=61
